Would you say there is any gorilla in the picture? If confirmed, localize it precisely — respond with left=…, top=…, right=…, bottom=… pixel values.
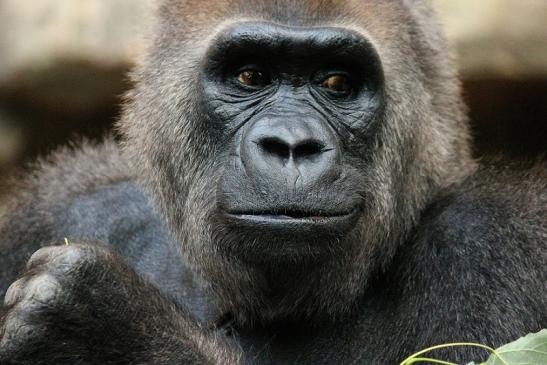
left=0, top=0, right=545, bottom=364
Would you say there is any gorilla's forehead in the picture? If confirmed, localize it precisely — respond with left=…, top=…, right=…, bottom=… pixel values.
left=154, top=0, right=421, bottom=68
left=160, top=0, right=412, bottom=35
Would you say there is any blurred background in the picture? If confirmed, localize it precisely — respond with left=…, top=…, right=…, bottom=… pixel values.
left=0, top=0, right=546, bottom=209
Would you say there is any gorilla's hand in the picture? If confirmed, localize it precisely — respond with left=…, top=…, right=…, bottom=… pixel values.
left=0, top=244, right=240, bottom=365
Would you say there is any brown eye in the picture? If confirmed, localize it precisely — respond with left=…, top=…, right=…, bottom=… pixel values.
left=237, top=70, right=268, bottom=87
left=322, top=74, right=351, bottom=94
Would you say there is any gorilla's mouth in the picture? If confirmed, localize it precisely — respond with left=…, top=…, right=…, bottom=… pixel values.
left=223, top=208, right=359, bottom=232
left=228, top=209, right=355, bottom=220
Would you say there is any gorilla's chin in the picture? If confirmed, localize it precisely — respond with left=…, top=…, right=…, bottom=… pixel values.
left=173, top=181, right=379, bottom=325
left=203, top=220, right=368, bottom=325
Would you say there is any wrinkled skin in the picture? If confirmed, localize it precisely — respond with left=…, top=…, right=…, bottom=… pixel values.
left=0, top=0, right=545, bottom=364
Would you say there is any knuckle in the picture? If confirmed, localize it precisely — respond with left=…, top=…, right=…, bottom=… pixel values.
left=27, top=246, right=63, bottom=269
left=23, top=274, right=61, bottom=306
left=57, top=244, right=91, bottom=265
left=64, top=244, right=113, bottom=266
left=4, top=279, right=25, bottom=307
left=0, top=310, right=44, bottom=350
left=27, top=244, right=106, bottom=273
left=0, top=276, right=59, bottom=349
left=4, top=274, right=61, bottom=310
left=37, top=244, right=102, bottom=273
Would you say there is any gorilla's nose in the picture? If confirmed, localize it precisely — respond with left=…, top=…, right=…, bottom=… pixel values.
left=258, top=136, right=324, bottom=164
left=240, top=116, right=340, bottom=189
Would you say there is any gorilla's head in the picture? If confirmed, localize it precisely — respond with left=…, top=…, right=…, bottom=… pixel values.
left=121, top=0, right=474, bottom=324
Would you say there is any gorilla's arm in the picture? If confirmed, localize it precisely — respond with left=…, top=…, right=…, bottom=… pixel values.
left=0, top=143, right=241, bottom=364
left=0, top=243, right=241, bottom=365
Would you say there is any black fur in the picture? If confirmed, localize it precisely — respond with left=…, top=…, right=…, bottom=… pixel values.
left=0, top=0, right=545, bottom=364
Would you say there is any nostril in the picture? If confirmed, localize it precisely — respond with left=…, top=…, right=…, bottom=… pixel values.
left=294, top=140, right=324, bottom=159
left=257, top=137, right=326, bottom=163
left=259, top=138, right=290, bottom=160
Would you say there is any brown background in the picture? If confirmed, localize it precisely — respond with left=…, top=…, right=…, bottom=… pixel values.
left=0, top=0, right=546, bottom=212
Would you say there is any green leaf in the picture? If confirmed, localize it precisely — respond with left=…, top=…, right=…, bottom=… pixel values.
left=402, top=330, right=547, bottom=365
left=480, top=329, right=547, bottom=365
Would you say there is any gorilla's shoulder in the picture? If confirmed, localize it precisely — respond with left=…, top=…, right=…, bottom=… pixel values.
left=388, top=161, right=546, bottom=346
left=1, top=139, right=130, bottom=216
left=413, top=159, right=546, bottom=264
left=0, top=139, right=174, bottom=288
left=10, top=138, right=132, bottom=201
left=1, top=139, right=140, bottom=235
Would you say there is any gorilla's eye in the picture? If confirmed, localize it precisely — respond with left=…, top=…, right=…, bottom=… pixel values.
left=322, top=74, right=352, bottom=94
left=237, top=69, right=269, bottom=88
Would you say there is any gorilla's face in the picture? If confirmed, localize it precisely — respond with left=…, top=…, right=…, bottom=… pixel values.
left=202, top=22, right=384, bottom=260
left=122, top=0, right=472, bottom=323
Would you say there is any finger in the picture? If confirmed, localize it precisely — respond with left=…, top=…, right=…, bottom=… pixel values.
left=27, top=246, right=65, bottom=270
left=4, top=278, right=25, bottom=307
